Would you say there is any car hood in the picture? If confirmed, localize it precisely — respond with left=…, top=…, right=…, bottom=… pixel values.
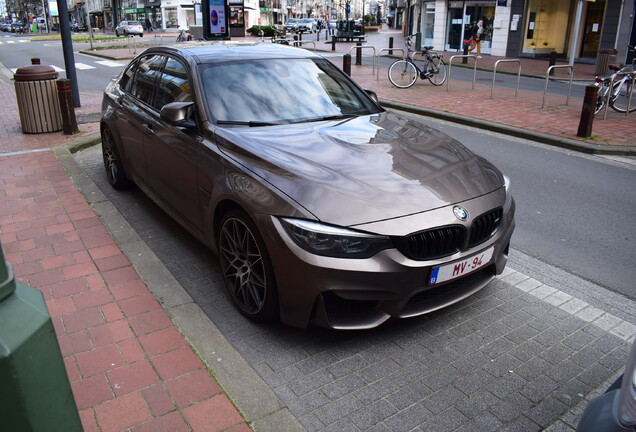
left=215, top=110, right=504, bottom=227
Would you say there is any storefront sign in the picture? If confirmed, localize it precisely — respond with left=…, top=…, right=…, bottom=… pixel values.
left=497, top=0, right=507, bottom=6
left=123, top=8, right=146, bottom=14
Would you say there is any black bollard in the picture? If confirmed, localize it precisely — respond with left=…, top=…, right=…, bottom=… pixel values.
left=463, top=43, right=469, bottom=64
left=577, top=84, right=598, bottom=138
left=343, top=54, right=352, bottom=76
left=549, top=51, right=557, bottom=76
left=332, top=35, right=336, bottom=51
left=57, top=78, right=78, bottom=135
left=356, top=41, right=362, bottom=65
left=388, top=37, right=393, bottom=56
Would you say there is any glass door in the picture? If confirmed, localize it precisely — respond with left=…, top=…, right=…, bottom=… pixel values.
left=580, top=0, right=606, bottom=59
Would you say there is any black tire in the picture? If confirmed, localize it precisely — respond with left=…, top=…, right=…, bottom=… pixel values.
left=101, top=127, right=131, bottom=189
left=115, top=30, right=119, bottom=37
left=388, top=60, right=418, bottom=88
left=218, top=209, right=278, bottom=321
left=139, top=33, right=143, bottom=37
left=427, top=57, right=447, bottom=86
left=609, top=78, right=636, bottom=113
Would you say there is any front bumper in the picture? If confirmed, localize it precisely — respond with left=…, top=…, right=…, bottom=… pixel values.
left=258, top=191, right=515, bottom=329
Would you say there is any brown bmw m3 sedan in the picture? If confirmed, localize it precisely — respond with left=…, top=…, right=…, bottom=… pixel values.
left=100, top=41, right=515, bottom=329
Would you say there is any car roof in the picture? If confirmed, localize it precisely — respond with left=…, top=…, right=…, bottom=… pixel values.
left=143, top=42, right=322, bottom=64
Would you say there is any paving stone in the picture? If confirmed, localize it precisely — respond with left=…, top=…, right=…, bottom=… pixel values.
left=421, top=386, right=465, bottom=415
left=350, top=399, right=398, bottom=430
left=520, top=375, right=559, bottom=403
left=455, top=390, right=500, bottom=419
left=288, top=369, right=334, bottom=397
left=525, top=396, right=569, bottom=428
left=420, top=407, right=468, bottom=432
left=313, top=394, right=365, bottom=426
left=321, top=375, right=367, bottom=400
left=382, top=403, right=432, bottom=431
left=386, top=380, right=432, bottom=410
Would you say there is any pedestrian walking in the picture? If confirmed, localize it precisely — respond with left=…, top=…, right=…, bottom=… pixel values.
left=467, top=19, right=484, bottom=57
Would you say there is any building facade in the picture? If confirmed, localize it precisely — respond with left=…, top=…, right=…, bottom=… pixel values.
left=403, top=0, right=634, bottom=65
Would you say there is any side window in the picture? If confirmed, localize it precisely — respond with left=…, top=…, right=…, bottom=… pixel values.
left=119, top=59, right=138, bottom=93
left=154, top=57, right=192, bottom=111
left=130, top=55, right=166, bottom=106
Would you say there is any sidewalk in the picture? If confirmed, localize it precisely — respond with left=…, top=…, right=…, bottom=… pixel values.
left=0, top=29, right=635, bottom=432
left=0, top=79, right=250, bottom=431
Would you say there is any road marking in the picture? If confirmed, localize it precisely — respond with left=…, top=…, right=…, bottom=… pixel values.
left=50, top=65, right=65, bottom=72
left=6, top=41, right=15, bottom=44
left=95, top=60, right=126, bottom=67
left=75, top=63, right=96, bottom=70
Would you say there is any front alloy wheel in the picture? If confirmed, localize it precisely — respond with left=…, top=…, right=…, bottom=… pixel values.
left=218, top=210, right=277, bottom=321
left=101, top=127, right=130, bottom=189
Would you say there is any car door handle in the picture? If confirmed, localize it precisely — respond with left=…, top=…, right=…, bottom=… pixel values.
left=143, top=123, right=155, bottom=135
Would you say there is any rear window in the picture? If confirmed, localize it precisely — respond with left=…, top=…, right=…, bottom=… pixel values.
left=128, top=21, right=141, bottom=25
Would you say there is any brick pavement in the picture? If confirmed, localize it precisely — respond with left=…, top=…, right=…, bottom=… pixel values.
left=0, top=74, right=249, bottom=430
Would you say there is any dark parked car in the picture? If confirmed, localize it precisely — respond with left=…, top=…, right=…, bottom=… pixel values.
left=10, top=22, right=24, bottom=33
left=100, top=42, right=515, bottom=329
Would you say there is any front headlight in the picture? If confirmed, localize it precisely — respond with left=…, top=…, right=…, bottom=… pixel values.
left=280, top=218, right=392, bottom=259
left=503, top=175, right=513, bottom=213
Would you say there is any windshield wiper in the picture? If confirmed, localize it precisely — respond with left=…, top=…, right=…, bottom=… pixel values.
left=289, top=114, right=357, bottom=124
left=216, top=120, right=281, bottom=127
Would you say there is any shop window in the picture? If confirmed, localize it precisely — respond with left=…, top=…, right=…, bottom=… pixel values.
left=164, top=8, right=178, bottom=28
left=523, top=0, right=570, bottom=55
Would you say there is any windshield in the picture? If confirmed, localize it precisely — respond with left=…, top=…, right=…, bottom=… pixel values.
left=200, top=58, right=382, bottom=125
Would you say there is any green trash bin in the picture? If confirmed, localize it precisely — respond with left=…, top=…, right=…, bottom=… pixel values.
left=0, top=243, right=82, bottom=432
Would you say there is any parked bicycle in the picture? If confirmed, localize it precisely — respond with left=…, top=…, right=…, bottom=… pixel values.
left=594, top=45, right=636, bottom=114
left=388, top=36, right=447, bottom=88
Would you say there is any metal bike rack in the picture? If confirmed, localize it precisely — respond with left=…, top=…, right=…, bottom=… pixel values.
left=626, top=73, right=635, bottom=115
left=602, top=73, right=617, bottom=120
left=603, top=71, right=636, bottom=119
left=292, top=40, right=317, bottom=51
left=127, top=35, right=137, bottom=55
left=348, top=45, right=376, bottom=75
left=541, top=65, right=573, bottom=108
left=491, top=59, right=521, bottom=99
left=446, top=55, right=477, bottom=92
left=376, top=48, right=405, bottom=80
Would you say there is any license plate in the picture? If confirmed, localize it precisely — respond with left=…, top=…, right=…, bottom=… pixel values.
left=428, top=247, right=494, bottom=285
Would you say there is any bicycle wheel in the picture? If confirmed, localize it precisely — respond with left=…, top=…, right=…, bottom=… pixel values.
left=388, top=60, right=418, bottom=88
left=609, top=78, right=636, bottom=113
left=427, top=56, right=447, bottom=86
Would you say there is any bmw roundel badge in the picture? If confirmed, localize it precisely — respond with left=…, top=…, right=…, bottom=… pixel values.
left=453, top=206, right=469, bottom=221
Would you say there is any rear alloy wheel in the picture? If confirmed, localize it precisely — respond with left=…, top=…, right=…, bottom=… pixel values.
left=218, top=210, right=278, bottom=321
left=101, top=127, right=131, bottom=189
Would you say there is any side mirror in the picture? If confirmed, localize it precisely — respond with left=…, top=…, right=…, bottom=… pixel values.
left=160, top=102, right=196, bottom=128
left=364, top=89, right=379, bottom=104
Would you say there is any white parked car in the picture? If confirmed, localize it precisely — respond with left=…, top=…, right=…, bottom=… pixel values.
left=115, top=20, right=143, bottom=37
left=297, top=18, right=315, bottom=33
